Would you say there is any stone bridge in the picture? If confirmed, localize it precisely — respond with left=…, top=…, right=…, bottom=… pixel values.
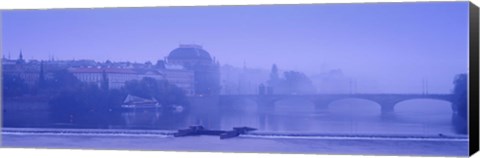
left=212, top=94, right=455, bottom=115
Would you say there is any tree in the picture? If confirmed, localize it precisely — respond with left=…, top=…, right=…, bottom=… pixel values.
left=452, top=73, right=467, bottom=134
left=156, top=60, right=166, bottom=69
left=38, top=61, right=46, bottom=88
left=48, top=76, right=189, bottom=126
left=47, top=70, right=126, bottom=126
left=43, top=69, right=82, bottom=92
left=2, top=74, right=28, bottom=97
left=265, top=64, right=316, bottom=95
left=49, top=81, right=127, bottom=126
left=145, top=61, right=153, bottom=68
left=124, top=77, right=189, bottom=108
left=101, top=70, right=109, bottom=91
left=282, top=71, right=316, bottom=94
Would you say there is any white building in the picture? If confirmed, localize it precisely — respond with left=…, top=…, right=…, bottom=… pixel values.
left=68, top=67, right=166, bottom=89
left=161, top=68, right=195, bottom=95
left=68, top=67, right=195, bottom=95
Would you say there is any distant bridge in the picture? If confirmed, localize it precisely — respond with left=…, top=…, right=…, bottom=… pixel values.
left=210, top=94, right=455, bottom=115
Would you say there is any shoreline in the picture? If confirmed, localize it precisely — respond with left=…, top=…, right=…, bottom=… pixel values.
left=0, top=129, right=469, bottom=157
left=1, top=127, right=468, bottom=141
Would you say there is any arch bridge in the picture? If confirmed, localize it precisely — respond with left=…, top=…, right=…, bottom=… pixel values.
left=216, top=94, right=455, bottom=115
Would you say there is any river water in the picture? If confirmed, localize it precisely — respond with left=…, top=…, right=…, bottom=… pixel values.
left=2, top=99, right=470, bottom=156
left=3, top=99, right=461, bottom=136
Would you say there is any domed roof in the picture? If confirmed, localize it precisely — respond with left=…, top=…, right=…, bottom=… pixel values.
left=168, top=44, right=212, bottom=61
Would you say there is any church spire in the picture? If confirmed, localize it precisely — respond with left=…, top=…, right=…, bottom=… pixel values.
left=16, top=49, right=25, bottom=64
left=19, top=49, right=23, bottom=60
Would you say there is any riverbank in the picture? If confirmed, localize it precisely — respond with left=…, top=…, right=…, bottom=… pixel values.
left=1, top=127, right=469, bottom=157
left=1, top=127, right=468, bottom=140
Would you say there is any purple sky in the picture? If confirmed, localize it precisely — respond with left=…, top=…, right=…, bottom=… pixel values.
left=1, top=2, right=470, bottom=93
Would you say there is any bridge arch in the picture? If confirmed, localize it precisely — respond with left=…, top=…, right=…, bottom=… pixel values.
left=270, top=97, right=316, bottom=114
left=324, top=98, right=382, bottom=116
left=217, top=94, right=454, bottom=116
left=392, top=98, right=453, bottom=110
left=393, top=98, right=453, bottom=124
left=219, top=97, right=259, bottom=113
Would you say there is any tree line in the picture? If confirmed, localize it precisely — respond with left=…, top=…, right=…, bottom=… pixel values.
left=452, top=73, right=467, bottom=134
left=3, top=69, right=190, bottom=126
left=265, top=64, right=316, bottom=94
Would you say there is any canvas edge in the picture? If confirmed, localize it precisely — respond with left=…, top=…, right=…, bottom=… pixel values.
left=469, top=1, right=480, bottom=156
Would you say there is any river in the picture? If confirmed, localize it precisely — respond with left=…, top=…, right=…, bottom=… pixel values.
left=3, top=99, right=461, bottom=136
left=1, top=99, right=469, bottom=156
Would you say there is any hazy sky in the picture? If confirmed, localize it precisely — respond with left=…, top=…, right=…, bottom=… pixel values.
left=1, top=2, right=470, bottom=93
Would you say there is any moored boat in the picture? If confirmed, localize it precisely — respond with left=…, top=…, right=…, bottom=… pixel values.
left=120, top=95, right=162, bottom=111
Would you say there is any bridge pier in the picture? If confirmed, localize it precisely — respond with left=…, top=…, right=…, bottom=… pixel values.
left=381, top=105, right=394, bottom=114
left=314, top=100, right=331, bottom=112
left=315, top=104, right=329, bottom=112
left=380, top=103, right=395, bottom=118
left=256, top=99, right=275, bottom=113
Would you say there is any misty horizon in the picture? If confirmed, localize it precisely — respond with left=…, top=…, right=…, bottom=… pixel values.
left=1, top=2, right=470, bottom=93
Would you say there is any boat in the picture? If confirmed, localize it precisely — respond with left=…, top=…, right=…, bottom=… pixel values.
left=173, top=125, right=257, bottom=139
left=120, top=95, right=162, bottom=111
